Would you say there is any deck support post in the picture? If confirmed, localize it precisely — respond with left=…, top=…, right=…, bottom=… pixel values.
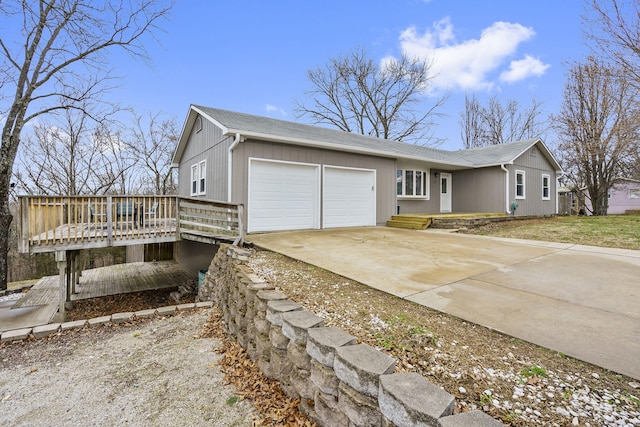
left=54, top=250, right=68, bottom=322
left=69, top=250, right=80, bottom=296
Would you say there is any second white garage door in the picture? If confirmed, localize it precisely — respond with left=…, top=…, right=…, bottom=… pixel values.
left=248, top=159, right=320, bottom=233
left=323, top=166, right=376, bottom=228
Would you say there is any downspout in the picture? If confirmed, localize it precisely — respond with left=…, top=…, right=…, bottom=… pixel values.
left=501, top=164, right=511, bottom=215
left=556, top=171, right=565, bottom=215
left=228, top=133, right=243, bottom=202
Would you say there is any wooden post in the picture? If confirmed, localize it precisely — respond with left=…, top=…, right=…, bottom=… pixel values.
left=65, top=255, right=72, bottom=309
left=18, top=196, right=30, bottom=254
left=55, top=250, right=67, bottom=322
left=235, top=204, right=245, bottom=246
left=70, top=250, right=80, bottom=295
left=106, top=195, right=113, bottom=246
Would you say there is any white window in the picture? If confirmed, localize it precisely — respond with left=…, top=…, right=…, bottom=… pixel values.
left=516, top=170, right=526, bottom=199
left=542, top=174, right=550, bottom=200
left=397, top=169, right=429, bottom=198
left=190, top=160, right=206, bottom=196
left=190, top=164, right=198, bottom=196
left=198, top=160, right=206, bottom=194
left=629, top=188, right=640, bottom=199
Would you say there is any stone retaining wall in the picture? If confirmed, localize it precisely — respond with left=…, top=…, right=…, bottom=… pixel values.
left=199, top=244, right=503, bottom=427
left=431, top=215, right=555, bottom=229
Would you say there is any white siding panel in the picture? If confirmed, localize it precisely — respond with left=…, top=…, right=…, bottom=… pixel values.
left=323, top=166, right=376, bottom=228
left=248, top=159, right=320, bottom=232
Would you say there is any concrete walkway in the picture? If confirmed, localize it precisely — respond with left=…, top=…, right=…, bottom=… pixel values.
left=248, top=227, right=640, bottom=380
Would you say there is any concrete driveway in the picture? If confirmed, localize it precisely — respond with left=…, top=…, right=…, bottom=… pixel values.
left=248, top=227, right=640, bottom=380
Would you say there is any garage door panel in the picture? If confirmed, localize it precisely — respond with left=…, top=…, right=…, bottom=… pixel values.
left=248, top=159, right=320, bottom=232
left=323, top=167, right=376, bottom=228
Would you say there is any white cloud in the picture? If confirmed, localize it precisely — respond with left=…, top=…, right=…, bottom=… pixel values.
left=265, top=104, right=287, bottom=116
left=500, top=55, right=550, bottom=83
left=397, top=17, right=549, bottom=92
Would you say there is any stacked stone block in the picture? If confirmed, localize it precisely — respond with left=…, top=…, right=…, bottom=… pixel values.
left=201, top=244, right=504, bottom=427
left=282, top=310, right=325, bottom=419
left=334, top=344, right=396, bottom=426
left=253, top=290, right=287, bottom=376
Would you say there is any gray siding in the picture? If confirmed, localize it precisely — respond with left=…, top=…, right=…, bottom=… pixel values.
left=177, top=115, right=231, bottom=201
left=395, top=160, right=440, bottom=214
left=509, top=145, right=558, bottom=215
left=232, top=139, right=396, bottom=230
left=453, top=167, right=506, bottom=213
left=396, top=173, right=441, bottom=214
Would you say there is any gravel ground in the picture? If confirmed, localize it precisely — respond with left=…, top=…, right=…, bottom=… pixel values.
left=0, top=310, right=256, bottom=426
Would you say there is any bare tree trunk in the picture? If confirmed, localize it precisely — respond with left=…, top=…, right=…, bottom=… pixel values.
left=0, top=203, right=11, bottom=291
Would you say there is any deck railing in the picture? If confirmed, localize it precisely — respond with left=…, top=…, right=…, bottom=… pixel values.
left=177, top=197, right=244, bottom=245
left=18, top=195, right=244, bottom=253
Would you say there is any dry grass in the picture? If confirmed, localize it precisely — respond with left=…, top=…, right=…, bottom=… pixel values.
left=463, top=215, right=640, bottom=250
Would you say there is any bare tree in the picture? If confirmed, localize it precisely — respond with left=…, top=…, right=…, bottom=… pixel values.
left=553, top=57, right=638, bottom=215
left=14, top=106, right=133, bottom=195
left=585, top=0, right=640, bottom=89
left=295, top=47, right=446, bottom=145
left=0, top=0, right=170, bottom=290
left=124, top=111, right=178, bottom=195
left=585, top=0, right=640, bottom=179
left=459, top=93, right=547, bottom=148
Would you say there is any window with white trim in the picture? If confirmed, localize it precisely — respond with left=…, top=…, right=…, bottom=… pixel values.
left=397, top=169, right=429, bottom=198
left=629, top=188, right=640, bottom=199
left=198, top=160, right=206, bottom=194
left=190, top=160, right=206, bottom=196
left=516, top=170, right=526, bottom=199
left=542, top=174, right=550, bottom=200
left=190, top=164, right=198, bottom=196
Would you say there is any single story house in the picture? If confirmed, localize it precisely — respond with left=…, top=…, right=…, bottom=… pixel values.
left=585, top=178, right=640, bottom=215
left=171, top=105, right=563, bottom=233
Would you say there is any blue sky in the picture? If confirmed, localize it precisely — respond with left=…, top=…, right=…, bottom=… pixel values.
left=110, top=0, right=591, bottom=150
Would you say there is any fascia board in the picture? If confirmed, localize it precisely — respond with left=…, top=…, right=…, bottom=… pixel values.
left=223, top=128, right=473, bottom=170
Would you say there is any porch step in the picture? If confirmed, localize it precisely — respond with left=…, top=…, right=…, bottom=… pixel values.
left=386, top=215, right=433, bottom=230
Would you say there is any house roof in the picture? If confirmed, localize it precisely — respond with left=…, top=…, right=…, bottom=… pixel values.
left=172, top=105, right=562, bottom=172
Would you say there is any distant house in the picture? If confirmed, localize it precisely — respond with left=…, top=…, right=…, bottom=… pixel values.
left=171, top=105, right=563, bottom=234
left=585, top=178, right=640, bottom=215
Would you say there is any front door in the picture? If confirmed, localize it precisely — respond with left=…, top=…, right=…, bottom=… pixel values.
left=440, top=173, right=452, bottom=212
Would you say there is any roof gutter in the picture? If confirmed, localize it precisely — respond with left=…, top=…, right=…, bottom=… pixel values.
left=228, top=133, right=244, bottom=202
left=501, top=164, right=511, bottom=215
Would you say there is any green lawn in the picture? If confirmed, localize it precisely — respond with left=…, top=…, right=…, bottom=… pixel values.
left=469, top=215, right=640, bottom=250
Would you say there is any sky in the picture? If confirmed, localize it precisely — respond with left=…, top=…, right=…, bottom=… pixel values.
left=96, top=0, right=591, bottom=150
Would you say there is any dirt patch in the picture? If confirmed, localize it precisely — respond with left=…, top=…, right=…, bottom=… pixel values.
left=66, top=288, right=194, bottom=321
left=248, top=249, right=640, bottom=426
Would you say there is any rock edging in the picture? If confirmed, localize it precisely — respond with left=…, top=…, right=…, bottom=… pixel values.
left=199, top=243, right=504, bottom=427
left=0, top=301, right=213, bottom=343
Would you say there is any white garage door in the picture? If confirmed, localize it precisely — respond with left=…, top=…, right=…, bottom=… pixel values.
left=323, top=166, right=376, bottom=228
left=248, top=159, right=320, bottom=233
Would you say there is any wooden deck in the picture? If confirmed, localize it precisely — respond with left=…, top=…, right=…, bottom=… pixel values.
left=18, top=195, right=244, bottom=253
left=11, top=261, right=193, bottom=310
left=70, top=261, right=193, bottom=301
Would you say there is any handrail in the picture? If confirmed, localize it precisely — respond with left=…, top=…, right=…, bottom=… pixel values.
left=17, top=195, right=244, bottom=253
